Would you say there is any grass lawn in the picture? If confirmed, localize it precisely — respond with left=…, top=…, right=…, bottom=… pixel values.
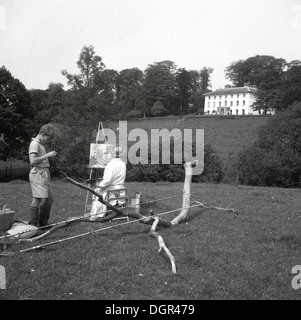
left=0, top=179, right=300, bottom=300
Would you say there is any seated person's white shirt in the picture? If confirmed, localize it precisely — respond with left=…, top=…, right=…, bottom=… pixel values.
left=89, top=158, right=126, bottom=219
left=97, top=158, right=126, bottom=190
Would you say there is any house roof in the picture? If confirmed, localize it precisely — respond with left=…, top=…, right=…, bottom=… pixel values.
left=204, top=86, right=258, bottom=96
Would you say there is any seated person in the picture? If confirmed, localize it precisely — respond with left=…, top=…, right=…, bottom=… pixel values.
left=87, top=145, right=126, bottom=220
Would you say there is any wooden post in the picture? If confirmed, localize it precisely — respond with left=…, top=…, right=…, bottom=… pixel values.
left=84, top=122, right=103, bottom=214
left=171, top=161, right=196, bottom=225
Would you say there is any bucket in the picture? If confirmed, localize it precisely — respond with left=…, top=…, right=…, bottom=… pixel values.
left=0, top=211, right=15, bottom=231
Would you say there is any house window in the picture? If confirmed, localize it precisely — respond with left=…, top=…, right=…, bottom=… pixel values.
left=243, top=100, right=245, bottom=106
left=236, top=110, right=239, bottom=115
left=208, top=96, right=211, bottom=100
left=219, top=102, right=221, bottom=107
left=214, top=96, right=216, bottom=99
left=219, top=96, right=222, bottom=99
left=237, top=94, right=239, bottom=98
left=213, top=102, right=216, bottom=107
left=208, top=102, right=210, bottom=108
left=236, top=101, right=239, bottom=106
left=225, top=100, right=227, bottom=106
left=231, top=94, right=233, bottom=98
left=230, top=101, right=233, bottom=106
left=242, top=109, right=245, bottom=115
left=243, top=94, right=246, bottom=97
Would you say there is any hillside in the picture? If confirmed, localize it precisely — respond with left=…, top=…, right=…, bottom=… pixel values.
left=107, top=115, right=270, bottom=166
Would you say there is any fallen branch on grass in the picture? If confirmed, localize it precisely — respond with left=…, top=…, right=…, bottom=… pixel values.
left=149, top=217, right=177, bottom=274
left=18, top=161, right=197, bottom=244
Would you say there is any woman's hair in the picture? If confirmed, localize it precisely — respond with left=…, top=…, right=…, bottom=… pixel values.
left=39, top=124, right=55, bottom=139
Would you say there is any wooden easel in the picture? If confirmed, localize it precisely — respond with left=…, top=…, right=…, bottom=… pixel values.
left=83, top=122, right=106, bottom=215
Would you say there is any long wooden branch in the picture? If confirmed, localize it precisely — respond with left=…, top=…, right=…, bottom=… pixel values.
left=19, top=210, right=121, bottom=243
left=62, top=161, right=198, bottom=225
left=62, top=172, right=173, bottom=228
left=19, top=218, right=79, bottom=243
left=17, top=162, right=236, bottom=248
left=19, top=162, right=197, bottom=243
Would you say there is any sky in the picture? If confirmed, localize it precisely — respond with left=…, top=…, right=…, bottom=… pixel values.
left=0, top=0, right=301, bottom=91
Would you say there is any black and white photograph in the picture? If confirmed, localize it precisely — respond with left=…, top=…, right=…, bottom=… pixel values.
left=0, top=0, right=300, bottom=304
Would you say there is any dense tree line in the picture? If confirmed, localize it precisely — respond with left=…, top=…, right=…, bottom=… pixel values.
left=1, top=45, right=213, bottom=163
left=225, top=55, right=301, bottom=114
left=1, top=48, right=301, bottom=186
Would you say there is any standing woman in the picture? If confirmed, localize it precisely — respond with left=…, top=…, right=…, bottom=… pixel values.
left=28, top=124, right=57, bottom=226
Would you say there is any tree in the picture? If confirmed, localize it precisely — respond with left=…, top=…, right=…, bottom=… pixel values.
left=115, top=68, right=143, bottom=115
left=0, top=66, right=34, bottom=160
left=61, top=45, right=105, bottom=92
left=151, top=101, right=168, bottom=117
left=143, top=61, right=177, bottom=115
left=189, top=68, right=213, bottom=113
left=225, top=55, right=288, bottom=113
left=30, top=83, right=66, bottom=132
left=225, top=55, right=286, bottom=88
left=174, top=68, right=205, bottom=114
left=281, top=62, right=301, bottom=109
left=56, top=46, right=110, bottom=174
left=97, top=69, right=118, bottom=102
left=133, top=86, right=148, bottom=118
left=252, top=60, right=301, bottom=112
left=252, top=86, right=285, bottom=114
left=237, top=102, right=301, bottom=186
left=51, top=89, right=97, bottom=175
left=175, top=68, right=192, bottom=107
left=224, top=59, right=245, bottom=87
left=199, top=67, right=214, bottom=93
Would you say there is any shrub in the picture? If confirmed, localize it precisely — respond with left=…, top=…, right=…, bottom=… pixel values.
left=126, top=143, right=224, bottom=183
left=151, top=101, right=168, bottom=117
left=192, top=144, right=224, bottom=183
left=236, top=102, right=301, bottom=186
left=126, top=109, right=143, bottom=119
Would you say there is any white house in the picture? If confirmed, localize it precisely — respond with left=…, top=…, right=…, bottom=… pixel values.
left=203, top=86, right=261, bottom=115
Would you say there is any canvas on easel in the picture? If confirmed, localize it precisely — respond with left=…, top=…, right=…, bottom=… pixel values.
left=88, top=143, right=115, bottom=168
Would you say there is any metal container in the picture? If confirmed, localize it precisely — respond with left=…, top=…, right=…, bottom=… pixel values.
left=0, top=211, right=15, bottom=231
